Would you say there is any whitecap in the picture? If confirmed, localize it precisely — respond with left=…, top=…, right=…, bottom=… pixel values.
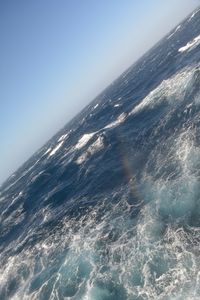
left=76, top=135, right=104, bottom=164
left=75, top=132, right=96, bottom=150
left=114, top=103, right=121, bottom=108
left=93, top=103, right=99, bottom=110
left=188, top=9, right=200, bottom=22
left=129, top=67, right=194, bottom=115
left=43, top=147, right=52, bottom=155
left=104, top=112, right=126, bottom=129
left=178, top=34, right=200, bottom=53
left=49, top=141, right=64, bottom=157
left=58, top=133, right=68, bottom=142
left=167, top=25, right=181, bottom=39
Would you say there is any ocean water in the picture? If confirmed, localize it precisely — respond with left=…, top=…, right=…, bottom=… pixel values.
left=1, top=7, right=200, bottom=300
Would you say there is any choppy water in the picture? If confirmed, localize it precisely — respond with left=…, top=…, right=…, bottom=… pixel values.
left=1, top=7, right=200, bottom=300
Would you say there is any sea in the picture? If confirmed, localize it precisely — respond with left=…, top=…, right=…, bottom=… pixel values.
left=1, top=7, right=200, bottom=300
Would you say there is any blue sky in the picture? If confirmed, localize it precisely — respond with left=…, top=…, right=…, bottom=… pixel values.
left=0, top=0, right=199, bottom=184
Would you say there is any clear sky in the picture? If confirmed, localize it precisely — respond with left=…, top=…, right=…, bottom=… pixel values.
left=0, top=0, right=199, bottom=184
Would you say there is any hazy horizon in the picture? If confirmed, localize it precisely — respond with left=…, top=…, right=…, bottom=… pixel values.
left=1, top=0, right=200, bottom=184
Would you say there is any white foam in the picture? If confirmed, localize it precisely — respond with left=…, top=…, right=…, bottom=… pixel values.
left=129, top=67, right=194, bottom=115
left=75, top=132, right=96, bottom=150
left=167, top=25, right=181, bottom=39
left=43, top=148, right=52, bottom=155
left=49, top=141, right=64, bottom=157
left=178, top=35, right=200, bottom=53
left=188, top=9, right=200, bottom=21
left=42, top=208, right=52, bottom=223
left=76, top=135, right=104, bottom=164
left=58, top=133, right=68, bottom=142
left=31, top=171, right=44, bottom=183
left=93, top=104, right=99, bottom=110
left=189, top=12, right=196, bottom=21
left=1, top=177, right=200, bottom=299
left=74, top=117, right=127, bottom=163
left=104, top=112, right=126, bottom=129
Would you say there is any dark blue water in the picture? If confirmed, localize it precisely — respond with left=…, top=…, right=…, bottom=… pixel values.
left=1, top=8, right=200, bottom=300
